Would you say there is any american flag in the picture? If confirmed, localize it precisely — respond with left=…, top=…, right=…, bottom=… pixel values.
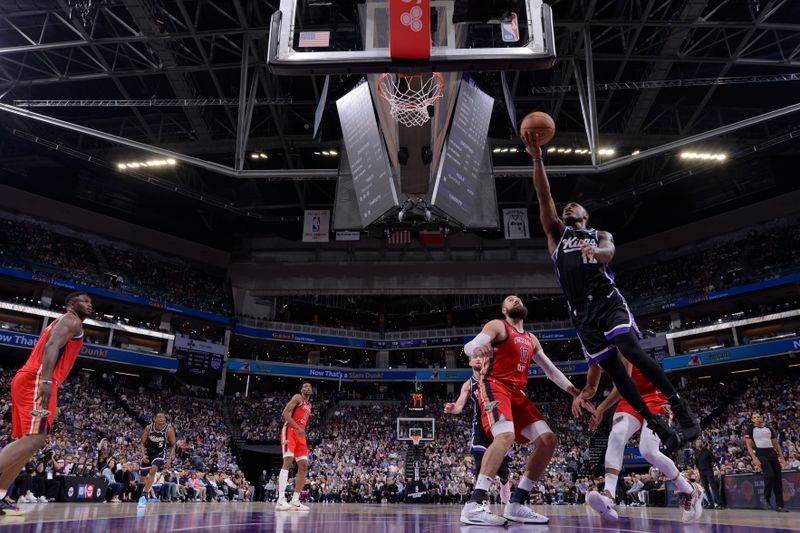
left=298, top=31, right=330, bottom=48
left=386, top=230, right=412, bottom=245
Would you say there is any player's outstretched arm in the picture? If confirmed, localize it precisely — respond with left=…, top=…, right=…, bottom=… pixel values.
left=521, top=131, right=564, bottom=251
left=166, top=426, right=177, bottom=467
left=444, top=380, right=471, bottom=415
left=140, top=425, right=150, bottom=461
left=463, top=320, right=505, bottom=360
left=572, top=364, right=602, bottom=418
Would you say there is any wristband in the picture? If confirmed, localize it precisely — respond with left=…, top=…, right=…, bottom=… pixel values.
left=531, top=157, right=543, bottom=162
left=41, top=379, right=53, bottom=385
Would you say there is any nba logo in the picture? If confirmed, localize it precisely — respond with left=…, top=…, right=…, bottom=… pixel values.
left=501, top=13, right=519, bottom=42
left=78, top=485, right=86, bottom=498
left=312, top=215, right=321, bottom=232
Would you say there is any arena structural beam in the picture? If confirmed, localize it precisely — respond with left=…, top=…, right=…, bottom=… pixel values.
left=2, top=100, right=798, bottom=179
left=493, top=101, right=800, bottom=176
left=0, top=102, right=336, bottom=180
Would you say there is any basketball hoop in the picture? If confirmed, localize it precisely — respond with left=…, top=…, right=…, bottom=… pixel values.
left=377, top=73, right=445, bottom=127
left=410, top=434, right=422, bottom=447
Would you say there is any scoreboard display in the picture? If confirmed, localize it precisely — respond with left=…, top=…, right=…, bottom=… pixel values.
left=409, top=392, right=424, bottom=411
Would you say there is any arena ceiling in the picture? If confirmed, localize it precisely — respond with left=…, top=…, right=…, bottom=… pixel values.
left=0, top=0, right=799, bottom=248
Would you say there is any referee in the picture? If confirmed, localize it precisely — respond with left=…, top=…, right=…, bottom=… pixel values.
left=745, top=413, right=789, bottom=512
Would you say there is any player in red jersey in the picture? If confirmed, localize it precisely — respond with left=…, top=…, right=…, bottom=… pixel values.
left=574, top=356, right=704, bottom=523
left=276, top=382, right=313, bottom=511
left=460, top=295, right=594, bottom=526
left=0, top=292, right=92, bottom=516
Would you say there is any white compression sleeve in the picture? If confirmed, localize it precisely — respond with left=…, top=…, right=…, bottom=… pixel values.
left=532, top=348, right=573, bottom=393
left=464, top=333, right=492, bottom=357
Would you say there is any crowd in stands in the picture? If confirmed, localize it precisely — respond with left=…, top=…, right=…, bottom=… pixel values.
left=256, top=369, right=800, bottom=507
left=0, top=217, right=231, bottom=315
left=0, top=352, right=798, bottom=509
left=229, top=391, right=331, bottom=443
left=616, top=223, right=800, bottom=307
left=0, top=366, right=245, bottom=506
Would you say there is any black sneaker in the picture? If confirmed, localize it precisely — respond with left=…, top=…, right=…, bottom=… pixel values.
left=647, top=415, right=681, bottom=452
left=776, top=507, right=789, bottom=513
left=671, top=400, right=701, bottom=443
left=0, top=501, right=24, bottom=516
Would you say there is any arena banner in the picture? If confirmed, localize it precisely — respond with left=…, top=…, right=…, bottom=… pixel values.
left=722, top=471, right=800, bottom=510
left=302, top=210, right=330, bottom=242
left=233, top=324, right=370, bottom=348
left=233, top=324, right=580, bottom=350
left=0, top=266, right=230, bottom=324
left=623, top=446, right=648, bottom=466
left=0, top=331, right=178, bottom=371
left=225, top=359, right=590, bottom=381
left=503, top=208, right=530, bottom=240
left=663, top=272, right=800, bottom=310
left=662, top=336, right=800, bottom=370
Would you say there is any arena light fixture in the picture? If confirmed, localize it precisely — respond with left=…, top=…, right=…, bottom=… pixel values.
left=117, top=158, right=177, bottom=170
left=632, top=150, right=640, bottom=155
left=730, top=368, right=759, bottom=374
left=680, top=151, right=727, bottom=161
left=597, top=148, right=616, bottom=156
left=250, top=152, right=269, bottom=159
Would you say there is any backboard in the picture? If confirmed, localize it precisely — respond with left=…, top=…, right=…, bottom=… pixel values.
left=268, top=0, right=556, bottom=75
left=397, top=417, right=435, bottom=442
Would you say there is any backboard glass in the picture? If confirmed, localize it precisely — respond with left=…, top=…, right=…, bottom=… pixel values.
left=397, top=417, right=435, bottom=442
left=268, top=0, right=556, bottom=75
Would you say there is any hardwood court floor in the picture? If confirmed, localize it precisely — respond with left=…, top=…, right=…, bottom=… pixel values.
left=0, top=502, right=796, bottom=532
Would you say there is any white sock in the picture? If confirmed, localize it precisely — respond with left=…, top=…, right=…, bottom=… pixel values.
left=604, top=473, right=618, bottom=496
left=278, top=469, right=289, bottom=501
left=476, top=474, right=493, bottom=492
left=518, top=475, right=534, bottom=492
left=673, top=473, right=693, bottom=494
left=0, top=489, right=7, bottom=499
left=292, top=492, right=300, bottom=502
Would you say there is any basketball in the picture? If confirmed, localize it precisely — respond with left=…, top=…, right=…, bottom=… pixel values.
left=520, top=111, right=556, bottom=145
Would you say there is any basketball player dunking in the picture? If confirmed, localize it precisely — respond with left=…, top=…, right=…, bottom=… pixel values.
left=460, top=295, right=594, bottom=526
left=521, top=132, right=700, bottom=451
left=140, top=412, right=177, bottom=504
left=0, top=292, right=92, bottom=516
left=573, top=357, right=704, bottom=523
left=444, top=354, right=513, bottom=505
left=276, top=382, right=313, bottom=511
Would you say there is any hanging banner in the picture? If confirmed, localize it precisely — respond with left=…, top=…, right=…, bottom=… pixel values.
left=302, top=210, right=330, bottom=242
left=503, top=208, right=530, bottom=240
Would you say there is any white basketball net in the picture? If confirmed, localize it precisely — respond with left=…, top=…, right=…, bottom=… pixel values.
left=378, top=73, right=445, bottom=128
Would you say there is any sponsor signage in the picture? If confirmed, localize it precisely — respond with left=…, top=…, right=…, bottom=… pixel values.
left=0, top=332, right=178, bottom=371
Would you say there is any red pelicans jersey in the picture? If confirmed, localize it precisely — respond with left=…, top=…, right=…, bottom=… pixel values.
left=631, top=367, right=666, bottom=402
left=290, top=398, right=312, bottom=432
left=19, top=312, right=84, bottom=385
left=483, top=321, right=543, bottom=390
